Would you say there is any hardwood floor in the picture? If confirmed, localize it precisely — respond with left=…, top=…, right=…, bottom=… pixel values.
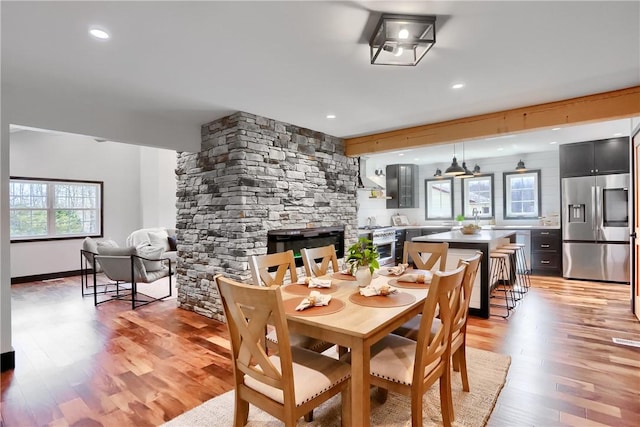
left=1, top=275, right=639, bottom=426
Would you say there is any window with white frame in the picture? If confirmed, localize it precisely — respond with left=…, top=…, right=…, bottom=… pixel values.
left=425, top=177, right=453, bottom=219
left=461, top=174, right=494, bottom=219
left=10, top=177, right=103, bottom=241
left=503, top=170, right=541, bottom=219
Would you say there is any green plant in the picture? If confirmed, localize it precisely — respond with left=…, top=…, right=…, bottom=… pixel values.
left=346, top=237, right=380, bottom=274
left=455, top=214, right=465, bottom=222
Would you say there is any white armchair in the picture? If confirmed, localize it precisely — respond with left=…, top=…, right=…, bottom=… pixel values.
left=93, top=246, right=173, bottom=309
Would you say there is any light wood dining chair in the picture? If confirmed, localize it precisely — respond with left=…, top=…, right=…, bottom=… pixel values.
left=402, top=241, right=449, bottom=271
left=393, top=241, right=450, bottom=337
left=351, top=264, right=466, bottom=427
left=392, top=252, right=483, bottom=422
left=249, top=250, right=299, bottom=287
left=215, top=275, right=351, bottom=427
left=301, top=245, right=339, bottom=277
left=249, top=251, right=334, bottom=353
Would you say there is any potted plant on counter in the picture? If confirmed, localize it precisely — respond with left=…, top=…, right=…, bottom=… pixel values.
left=455, top=214, right=465, bottom=226
left=346, top=237, right=380, bottom=287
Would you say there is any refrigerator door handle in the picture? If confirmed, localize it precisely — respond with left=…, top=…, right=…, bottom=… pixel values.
left=591, top=185, right=597, bottom=233
left=595, top=185, right=602, bottom=240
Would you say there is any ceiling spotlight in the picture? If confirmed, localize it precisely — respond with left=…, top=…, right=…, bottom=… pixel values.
left=89, top=27, right=110, bottom=40
left=552, top=127, right=561, bottom=131
left=370, top=14, right=436, bottom=66
left=452, top=83, right=465, bottom=89
left=613, top=132, right=623, bottom=136
left=549, top=141, right=558, bottom=145
left=326, top=114, right=336, bottom=119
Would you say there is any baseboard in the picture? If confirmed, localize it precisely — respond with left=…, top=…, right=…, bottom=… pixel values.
left=1, top=349, right=15, bottom=372
left=11, top=269, right=88, bottom=284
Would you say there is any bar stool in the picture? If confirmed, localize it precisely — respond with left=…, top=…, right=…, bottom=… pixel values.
left=497, top=242, right=530, bottom=298
left=489, top=251, right=515, bottom=318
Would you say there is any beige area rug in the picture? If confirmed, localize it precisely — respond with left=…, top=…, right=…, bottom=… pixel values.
left=162, top=347, right=510, bottom=427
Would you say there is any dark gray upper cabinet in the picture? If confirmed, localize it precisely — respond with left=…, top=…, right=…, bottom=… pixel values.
left=386, top=164, right=418, bottom=209
left=559, top=137, right=629, bottom=178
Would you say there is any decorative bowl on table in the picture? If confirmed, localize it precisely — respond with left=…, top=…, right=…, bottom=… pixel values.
left=461, top=224, right=482, bottom=235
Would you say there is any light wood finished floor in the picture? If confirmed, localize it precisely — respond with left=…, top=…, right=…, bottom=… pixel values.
left=2, top=275, right=639, bottom=426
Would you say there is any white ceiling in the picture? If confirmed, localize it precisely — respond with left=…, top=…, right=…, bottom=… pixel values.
left=2, top=1, right=639, bottom=152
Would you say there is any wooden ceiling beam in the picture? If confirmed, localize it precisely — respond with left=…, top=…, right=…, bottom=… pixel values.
left=345, top=85, right=640, bottom=157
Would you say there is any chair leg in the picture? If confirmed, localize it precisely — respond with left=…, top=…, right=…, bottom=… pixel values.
left=440, top=373, right=453, bottom=427
left=341, top=383, right=351, bottom=427
left=411, top=386, right=424, bottom=427
left=459, top=345, right=470, bottom=392
left=374, top=387, right=388, bottom=403
left=303, top=411, right=314, bottom=422
left=234, top=394, right=249, bottom=427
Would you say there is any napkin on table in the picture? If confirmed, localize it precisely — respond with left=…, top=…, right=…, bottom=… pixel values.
left=297, top=277, right=332, bottom=288
left=359, top=283, right=399, bottom=297
left=399, top=272, right=432, bottom=283
left=386, top=263, right=409, bottom=276
left=295, top=291, right=332, bottom=311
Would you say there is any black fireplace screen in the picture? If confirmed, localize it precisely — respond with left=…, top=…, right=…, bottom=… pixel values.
left=267, top=226, right=345, bottom=267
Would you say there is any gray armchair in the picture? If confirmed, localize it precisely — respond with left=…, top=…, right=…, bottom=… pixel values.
left=93, top=246, right=172, bottom=309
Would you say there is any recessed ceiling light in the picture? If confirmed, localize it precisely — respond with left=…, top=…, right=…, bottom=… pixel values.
left=326, top=114, right=336, bottom=119
left=398, top=153, right=405, bottom=156
left=552, top=127, right=561, bottom=131
left=89, top=27, right=110, bottom=40
left=550, top=141, right=558, bottom=144
left=398, top=28, right=409, bottom=39
left=613, top=132, right=623, bottom=136
left=452, top=83, right=465, bottom=89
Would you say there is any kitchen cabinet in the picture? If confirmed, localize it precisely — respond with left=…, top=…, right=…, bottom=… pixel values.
left=386, top=164, right=418, bottom=209
left=394, top=229, right=405, bottom=264
left=559, top=137, right=629, bottom=178
left=531, top=229, right=562, bottom=276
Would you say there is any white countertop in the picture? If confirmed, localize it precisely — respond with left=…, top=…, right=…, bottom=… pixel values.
left=413, top=229, right=517, bottom=243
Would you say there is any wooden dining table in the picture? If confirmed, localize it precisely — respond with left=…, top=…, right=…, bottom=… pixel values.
left=280, top=271, right=431, bottom=427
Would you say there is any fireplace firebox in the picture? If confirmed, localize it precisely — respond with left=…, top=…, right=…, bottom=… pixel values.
left=267, top=226, right=345, bottom=267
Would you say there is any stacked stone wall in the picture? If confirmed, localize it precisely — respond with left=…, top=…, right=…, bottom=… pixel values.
left=175, top=112, right=358, bottom=320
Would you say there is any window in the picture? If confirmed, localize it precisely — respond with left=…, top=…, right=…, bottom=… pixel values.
left=503, top=170, right=541, bottom=219
left=461, top=174, right=494, bottom=219
left=10, top=177, right=103, bottom=242
left=425, top=177, right=453, bottom=219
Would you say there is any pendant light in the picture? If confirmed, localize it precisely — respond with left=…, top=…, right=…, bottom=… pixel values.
left=434, top=168, right=442, bottom=177
left=444, top=144, right=465, bottom=176
left=456, top=143, right=474, bottom=178
left=515, top=159, right=527, bottom=171
left=473, top=164, right=482, bottom=175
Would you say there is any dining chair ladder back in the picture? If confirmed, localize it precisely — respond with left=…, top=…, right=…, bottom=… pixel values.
left=215, top=275, right=351, bottom=427
left=362, top=263, right=467, bottom=427
left=249, top=250, right=298, bottom=287
left=301, top=245, right=339, bottom=277
left=402, top=241, right=449, bottom=271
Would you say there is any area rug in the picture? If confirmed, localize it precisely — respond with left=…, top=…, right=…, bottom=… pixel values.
left=162, top=347, right=510, bottom=427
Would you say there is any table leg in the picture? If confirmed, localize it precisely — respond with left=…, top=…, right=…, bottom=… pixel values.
left=350, top=340, right=370, bottom=427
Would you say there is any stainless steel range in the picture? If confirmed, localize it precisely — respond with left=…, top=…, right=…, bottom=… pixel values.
left=371, top=227, right=396, bottom=266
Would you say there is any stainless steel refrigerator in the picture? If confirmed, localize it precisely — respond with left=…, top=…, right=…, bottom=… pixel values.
left=562, top=173, right=630, bottom=283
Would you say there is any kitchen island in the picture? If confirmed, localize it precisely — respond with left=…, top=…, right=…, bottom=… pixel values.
left=413, top=229, right=516, bottom=318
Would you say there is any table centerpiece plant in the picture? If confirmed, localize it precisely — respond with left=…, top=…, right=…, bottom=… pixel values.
left=346, top=237, right=380, bottom=287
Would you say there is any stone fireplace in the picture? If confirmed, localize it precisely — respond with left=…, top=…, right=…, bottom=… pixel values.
left=175, top=112, right=358, bottom=320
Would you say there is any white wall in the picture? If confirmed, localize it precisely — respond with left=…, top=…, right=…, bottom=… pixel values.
left=9, top=130, right=177, bottom=277
left=358, top=150, right=561, bottom=227
left=139, top=146, right=177, bottom=229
